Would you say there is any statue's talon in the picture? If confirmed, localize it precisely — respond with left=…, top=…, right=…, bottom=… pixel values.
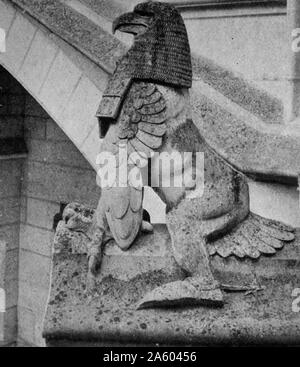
left=88, top=255, right=98, bottom=275
left=86, top=269, right=97, bottom=294
left=141, top=220, right=154, bottom=233
left=137, top=278, right=224, bottom=310
left=87, top=243, right=103, bottom=275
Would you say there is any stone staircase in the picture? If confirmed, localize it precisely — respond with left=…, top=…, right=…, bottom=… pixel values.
left=1, top=0, right=299, bottom=224
left=5, top=0, right=300, bottom=180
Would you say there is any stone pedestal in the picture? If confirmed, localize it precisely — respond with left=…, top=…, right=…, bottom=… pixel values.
left=43, top=225, right=300, bottom=346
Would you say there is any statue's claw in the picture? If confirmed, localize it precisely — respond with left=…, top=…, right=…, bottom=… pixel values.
left=88, top=255, right=98, bottom=275
left=137, top=277, right=224, bottom=310
left=141, top=220, right=154, bottom=233
left=86, top=247, right=102, bottom=292
left=87, top=244, right=102, bottom=275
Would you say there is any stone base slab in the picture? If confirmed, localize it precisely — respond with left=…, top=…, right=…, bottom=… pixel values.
left=43, top=225, right=300, bottom=346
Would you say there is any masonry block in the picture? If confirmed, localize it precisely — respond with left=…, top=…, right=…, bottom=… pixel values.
left=23, top=161, right=99, bottom=206
left=0, top=197, right=20, bottom=226
left=0, top=116, right=23, bottom=139
left=18, top=306, right=36, bottom=346
left=18, top=280, right=49, bottom=320
left=18, top=282, right=48, bottom=347
left=5, top=248, right=18, bottom=282
left=19, top=29, right=58, bottom=95
left=249, top=181, right=300, bottom=228
left=3, top=306, right=17, bottom=344
left=19, top=224, right=53, bottom=258
left=0, top=240, right=5, bottom=343
left=0, top=160, right=22, bottom=199
left=25, top=94, right=49, bottom=118
left=0, top=66, right=11, bottom=86
left=61, top=76, right=102, bottom=148
left=0, top=66, right=23, bottom=92
left=0, top=224, right=20, bottom=251
left=8, top=94, right=26, bottom=115
left=19, top=249, right=51, bottom=289
left=79, top=122, right=101, bottom=171
left=0, top=313, right=3, bottom=345
left=1, top=14, right=36, bottom=73
left=25, top=198, right=59, bottom=231
left=24, top=116, right=47, bottom=140
left=0, top=240, right=5, bottom=288
left=46, top=119, right=69, bottom=142
left=0, top=241, right=16, bottom=344
left=20, top=196, right=27, bottom=224
left=9, top=76, right=24, bottom=95
left=26, top=139, right=91, bottom=170
left=39, top=50, right=82, bottom=120
left=0, top=93, right=8, bottom=116
left=5, top=279, right=18, bottom=309
left=0, top=0, right=16, bottom=35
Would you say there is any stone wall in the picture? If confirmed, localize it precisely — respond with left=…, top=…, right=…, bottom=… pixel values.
left=0, top=65, right=25, bottom=346
left=183, top=6, right=288, bottom=102
left=0, top=65, right=101, bottom=346
left=18, top=94, right=100, bottom=346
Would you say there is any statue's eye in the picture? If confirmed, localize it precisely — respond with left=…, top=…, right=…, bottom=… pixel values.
left=135, top=9, right=154, bottom=17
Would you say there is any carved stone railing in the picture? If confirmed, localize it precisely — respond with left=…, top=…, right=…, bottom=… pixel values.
left=168, top=0, right=286, bottom=9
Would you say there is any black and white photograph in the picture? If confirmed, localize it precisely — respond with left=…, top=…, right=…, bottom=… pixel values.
left=0, top=0, right=300, bottom=352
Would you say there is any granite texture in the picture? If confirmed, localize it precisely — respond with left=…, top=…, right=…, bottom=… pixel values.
left=78, top=0, right=127, bottom=20
left=43, top=224, right=300, bottom=346
left=191, top=90, right=300, bottom=184
left=10, top=0, right=126, bottom=73
left=191, top=56, right=283, bottom=125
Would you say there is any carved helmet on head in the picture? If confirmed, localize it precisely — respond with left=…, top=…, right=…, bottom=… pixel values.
left=113, top=0, right=192, bottom=89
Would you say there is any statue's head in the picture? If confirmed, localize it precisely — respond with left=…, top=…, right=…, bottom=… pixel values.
left=112, top=1, right=192, bottom=89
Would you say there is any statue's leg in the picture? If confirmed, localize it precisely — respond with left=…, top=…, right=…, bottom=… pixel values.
left=137, top=207, right=224, bottom=309
left=166, top=211, right=218, bottom=286
left=87, top=197, right=112, bottom=276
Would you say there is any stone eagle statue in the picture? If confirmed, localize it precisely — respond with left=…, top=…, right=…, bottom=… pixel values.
left=65, top=1, right=295, bottom=308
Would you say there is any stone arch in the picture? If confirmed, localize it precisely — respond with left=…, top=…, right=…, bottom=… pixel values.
left=0, top=0, right=166, bottom=223
left=0, top=0, right=104, bottom=170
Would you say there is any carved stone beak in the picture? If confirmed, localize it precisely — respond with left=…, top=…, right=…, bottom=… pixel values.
left=112, top=12, right=150, bottom=35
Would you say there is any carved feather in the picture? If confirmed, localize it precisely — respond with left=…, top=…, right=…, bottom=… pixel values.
left=98, top=81, right=167, bottom=249
left=138, top=122, right=166, bottom=136
left=209, top=213, right=295, bottom=260
left=136, top=130, right=162, bottom=149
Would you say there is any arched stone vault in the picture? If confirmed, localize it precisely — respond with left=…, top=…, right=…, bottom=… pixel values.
left=0, top=0, right=106, bottom=171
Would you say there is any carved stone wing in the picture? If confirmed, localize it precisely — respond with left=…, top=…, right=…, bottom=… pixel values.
left=208, top=213, right=295, bottom=259
left=117, top=81, right=167, bottom=161
left=98, top=81, right=167, bottom=250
